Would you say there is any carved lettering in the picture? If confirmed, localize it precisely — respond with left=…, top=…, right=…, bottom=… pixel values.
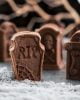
left=18, top=47, right=25, bottom=59
left=18, top=46, right=38, bottom=59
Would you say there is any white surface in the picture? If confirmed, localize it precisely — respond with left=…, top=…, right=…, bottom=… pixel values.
left=0, top=64, right=80, bottom=100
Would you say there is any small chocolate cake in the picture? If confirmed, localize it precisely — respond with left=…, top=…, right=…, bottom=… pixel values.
left=65, top=30, right=80, bottom=80
left=37, top=23, right=64, bottom=70
left=10, top=31, right=45, bottom=81
left=0, top=21, right=18, bottom=62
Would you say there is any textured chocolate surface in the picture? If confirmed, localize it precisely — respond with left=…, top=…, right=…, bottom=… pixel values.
left=65, top=31, right=80, bottom=80
left=37, top=23, right=64, bottom=70
left=10, top=31, right=45, bottom=81
left=0, top=22, right=18, bottom=62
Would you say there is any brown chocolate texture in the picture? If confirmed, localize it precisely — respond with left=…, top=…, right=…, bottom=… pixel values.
left=65, top=31, right=80, bottom=80
left=0, top=21, right=18, bottom=62
left=10, top=31, right=45, bottom=81
left=37, top=23, right=64, bottom=70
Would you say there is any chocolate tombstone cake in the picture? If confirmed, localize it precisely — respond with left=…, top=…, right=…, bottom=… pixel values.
left=65, top=30, right=80, bottom=80
left=0, top=22, right=18, bottom=62
left=37, top=23, right=64, bottom=70
left=10, top=31, right=45, bottom=81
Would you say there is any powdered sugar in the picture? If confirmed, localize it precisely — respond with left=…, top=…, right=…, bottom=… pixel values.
left=0, top=64, right=79, bottom=100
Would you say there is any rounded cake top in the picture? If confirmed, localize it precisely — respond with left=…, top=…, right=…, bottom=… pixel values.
left=71, top=30, right=80, bottom=42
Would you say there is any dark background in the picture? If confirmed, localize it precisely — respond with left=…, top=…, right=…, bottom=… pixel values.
left=0, top=0, right=79, bottom=30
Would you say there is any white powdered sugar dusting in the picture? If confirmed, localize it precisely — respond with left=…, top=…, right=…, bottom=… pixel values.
left=0, top=64, right=79, bottom=100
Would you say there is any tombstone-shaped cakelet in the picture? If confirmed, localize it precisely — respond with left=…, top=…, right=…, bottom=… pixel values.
left=0, top=21, right=18, bottom=62
left=65, top=31, right=80, bottom=80
left=37, top=23, right=64, bottom=70
left=10, top=31, right=45, bottom=81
